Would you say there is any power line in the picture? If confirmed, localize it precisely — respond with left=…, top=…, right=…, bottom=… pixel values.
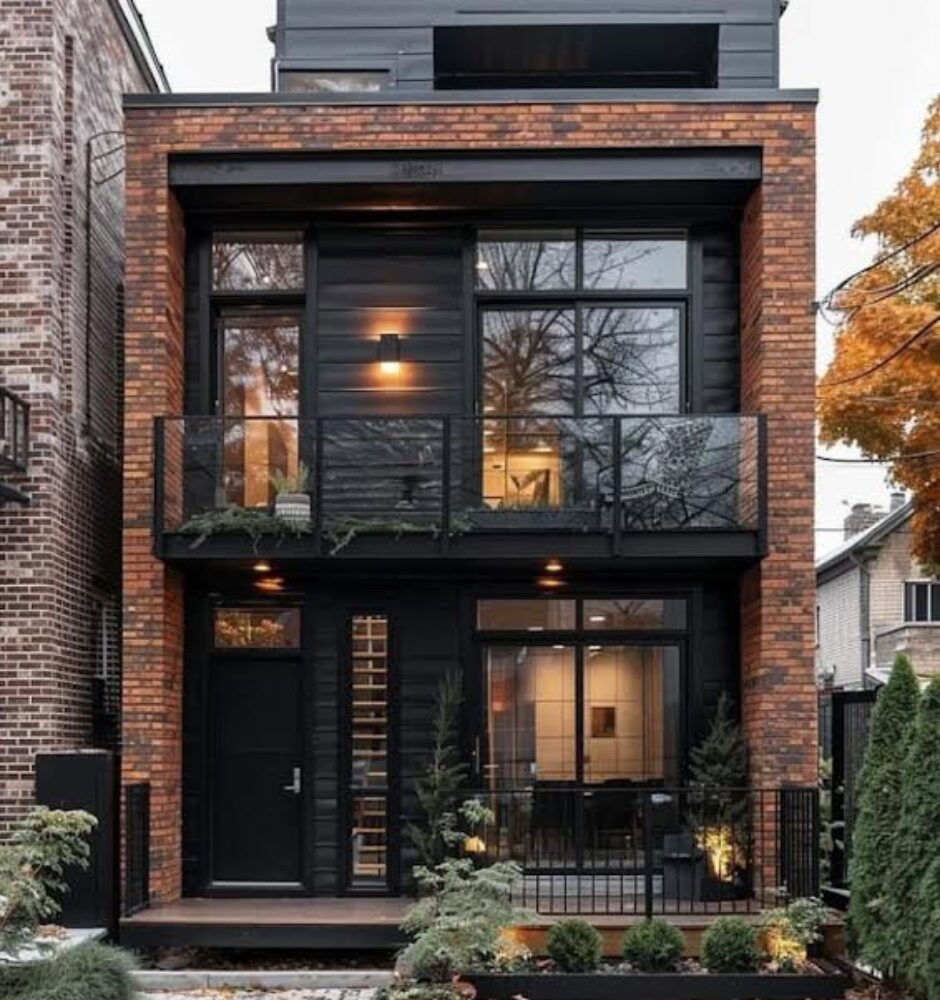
left=817, top=449, right=940, bottom=463
left=818, top=314, right=940, bottom=388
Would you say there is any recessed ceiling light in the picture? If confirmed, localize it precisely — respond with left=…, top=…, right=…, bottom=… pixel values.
left=537, top=577, right=566, bottom=589
left=545, top=559, right=564, bottom=574
left=255, top=577, right=286, bottom=593
left=253, top=561, right=272, bottom=573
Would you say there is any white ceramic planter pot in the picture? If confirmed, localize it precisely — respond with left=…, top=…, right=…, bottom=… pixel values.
left=274, top=492, right=311, bottom=527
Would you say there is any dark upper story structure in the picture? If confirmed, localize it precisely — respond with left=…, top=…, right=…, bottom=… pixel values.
left=119, top=0, right=818, bottom=935
left=271, top=0, right=787, bottom=94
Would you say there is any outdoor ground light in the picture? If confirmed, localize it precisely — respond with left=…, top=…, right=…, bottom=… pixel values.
left=378, top=333, right=402, bottom=375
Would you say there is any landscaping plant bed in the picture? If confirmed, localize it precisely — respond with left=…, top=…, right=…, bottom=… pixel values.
left=464, top=963, right=850, bottom=1000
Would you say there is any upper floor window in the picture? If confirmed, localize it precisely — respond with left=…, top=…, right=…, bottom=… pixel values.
left=213, top=234, right=305, bottom=292
left=280, top=70, right=389, bottom=94
left=435, top=24, right=719, bottom=91
left=904, top=581, right=940, bottom=623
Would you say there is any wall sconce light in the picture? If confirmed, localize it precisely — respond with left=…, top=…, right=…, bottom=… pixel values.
left=378, top=333, right=402, bottom=375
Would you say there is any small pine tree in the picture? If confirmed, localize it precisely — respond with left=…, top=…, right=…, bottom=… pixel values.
left=407, top=673, right=469, bottom=866
left=846, top=654, right=919, bottom=968
left=883, top=676, right=940, bottom=981
left=688, top=694, right=748, bottom=845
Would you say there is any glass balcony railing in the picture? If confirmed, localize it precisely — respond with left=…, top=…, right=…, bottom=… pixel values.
left=154, top=414, right=765, bottom=555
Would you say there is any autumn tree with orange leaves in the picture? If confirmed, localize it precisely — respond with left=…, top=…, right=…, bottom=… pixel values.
left=818, top=96, right=940, bottom=565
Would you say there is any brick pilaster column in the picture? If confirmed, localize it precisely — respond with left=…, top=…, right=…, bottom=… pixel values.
left=121, top=145, right=186, bottom=903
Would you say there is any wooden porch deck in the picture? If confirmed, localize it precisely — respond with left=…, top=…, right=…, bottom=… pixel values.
left=119, top=896, right=759, bottom=952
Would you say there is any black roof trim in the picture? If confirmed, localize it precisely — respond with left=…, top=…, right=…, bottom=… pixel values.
left=124, top=87, right=818, bottom=110
left=106, top=0, right=170, bottom=93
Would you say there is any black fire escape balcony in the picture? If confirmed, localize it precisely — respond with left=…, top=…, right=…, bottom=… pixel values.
left=0, top=387, right=29, bottom=506
left=153, top=414, right=768, bottom=563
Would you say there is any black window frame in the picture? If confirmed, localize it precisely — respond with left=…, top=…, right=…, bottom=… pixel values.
left=474, top=229, right=691, bottom=417
left=904, top=580, right=940, bottom=624
left=475, top=594, right=690, bottom=789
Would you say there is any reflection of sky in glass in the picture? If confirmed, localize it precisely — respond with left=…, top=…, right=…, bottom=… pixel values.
left=583, top=238, right=687, bottom=290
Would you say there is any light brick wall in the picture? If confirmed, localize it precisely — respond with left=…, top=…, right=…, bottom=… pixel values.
left=0, top=0, right=152, bottom=825
left=121, top=98, right=817, bottom=899
left=816, top=566, right=863, bottom=690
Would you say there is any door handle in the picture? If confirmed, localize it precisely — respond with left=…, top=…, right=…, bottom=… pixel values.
left=282, top=767, right=302, bottom=795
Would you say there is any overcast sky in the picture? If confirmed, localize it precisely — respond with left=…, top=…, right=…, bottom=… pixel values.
left=134, top=0, right=940, bottom=556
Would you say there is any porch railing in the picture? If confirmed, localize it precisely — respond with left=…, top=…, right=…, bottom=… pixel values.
left=0, top=386, right=29, bottom=474
left=154, top=413, right=766, bottom=552
left=123, top=783, right=150, bottom=917
left=467, top=786, right=818, bottom=917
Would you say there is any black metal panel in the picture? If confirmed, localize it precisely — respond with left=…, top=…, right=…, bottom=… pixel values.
left=35, top=752, right=119, bottom=932
left=274, top=0, right=780, bottom=90
left=119, top=919, right=407, bottom=950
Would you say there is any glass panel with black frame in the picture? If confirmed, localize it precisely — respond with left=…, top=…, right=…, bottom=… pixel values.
left=478, top=597, right=685, bottom=898
left=220, top=314, right=301, bottom=511
left=212, top=234, right=305, bottom=292
left=348, top=615, right=391, bottom=889
left=471, top=231, right=687, bottom=529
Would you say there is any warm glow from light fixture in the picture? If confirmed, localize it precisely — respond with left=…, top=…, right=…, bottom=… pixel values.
left=378, top=333, right=402, bottom=376
left=464, top=835, right=487, bottom=855
left=589, top=615, right=607, bottom=624
left=545, top=559, right=564, bottom=574
left=255, top=577, right=286, bottom=593
left=253, top=561, right=272, bottom=573
left=537, top=577, right=566, bottom=589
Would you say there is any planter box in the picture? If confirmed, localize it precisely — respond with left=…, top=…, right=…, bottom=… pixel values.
left=465, top=966, right=849, bottom=1000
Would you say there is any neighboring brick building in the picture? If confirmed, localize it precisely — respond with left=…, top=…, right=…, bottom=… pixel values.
left=817, top=494, right=940, bottom=691
left=118, top=0, right=819, bottom=946
left=0, top=0, right=166, bottom=826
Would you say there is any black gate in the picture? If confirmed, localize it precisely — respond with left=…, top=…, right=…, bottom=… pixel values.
left=829, top=689, right=878, bottom=888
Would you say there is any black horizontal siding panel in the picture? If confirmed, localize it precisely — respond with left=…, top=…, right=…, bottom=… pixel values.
left=317, top=310, right=463, bottom=341
left=699, top=223, right=739, bottom=414
left=719, top=51, right=775, bottom=78
left=703, top=333, right=738, bottom=362
left=282, top=27, right=432, bottom=58
left=318, top=336, right=463, bottom=364
left=319, top=282, right=461, bottom=310
left=318, top=256, right=462, bottom=289
left=318, top=231, right=462, bottom=256
left=318, top=389, right=462, bottom=416
left=318, top=361, right=463, bottom=392
left=720, top=24, right=775, bottom=49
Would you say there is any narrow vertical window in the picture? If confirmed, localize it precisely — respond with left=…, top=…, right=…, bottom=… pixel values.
left=349, top=615, right=390, bottom=887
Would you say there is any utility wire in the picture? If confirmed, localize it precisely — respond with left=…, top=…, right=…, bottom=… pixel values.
left=818, top=314, right=940, bottom=388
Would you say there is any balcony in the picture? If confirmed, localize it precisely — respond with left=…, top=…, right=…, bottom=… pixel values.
left=154, top=414, right=766, bottom=562
left=0, top=387, right=29, bottom=506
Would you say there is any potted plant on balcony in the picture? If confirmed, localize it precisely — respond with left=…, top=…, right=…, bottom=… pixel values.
left=270, top=462, right=312, bottom=527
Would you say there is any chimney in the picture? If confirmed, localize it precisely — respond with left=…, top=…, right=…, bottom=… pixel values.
left=890, top=491, right=907, bottom=512
left=843, top=503, right=885, bottom=541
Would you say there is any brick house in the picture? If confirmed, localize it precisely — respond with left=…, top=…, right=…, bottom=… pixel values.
left=816, top=495, right=940, bottom=691
left=0, top=0, right=166, bottom=827
left=119, top=0, right=819, bottom=947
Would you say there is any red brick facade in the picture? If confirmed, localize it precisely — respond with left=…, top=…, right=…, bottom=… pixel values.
left=122, top=99, right=817, bottom=900
left=0, top=0, right=155, bottom=826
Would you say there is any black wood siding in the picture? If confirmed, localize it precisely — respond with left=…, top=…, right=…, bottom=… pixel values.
left=276, top=0, right=779, bottom=90
left=315, top=228, right=466, bottom=417
left=182, top=576, right=737, bottom=896
left=701, top=223, right=741, bottom=413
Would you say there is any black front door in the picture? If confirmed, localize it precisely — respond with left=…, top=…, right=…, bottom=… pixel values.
left=211, top=657, right=304, bottom=886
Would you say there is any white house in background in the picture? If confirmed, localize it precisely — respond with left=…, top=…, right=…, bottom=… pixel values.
left=816, top=493, right=940, bottom=690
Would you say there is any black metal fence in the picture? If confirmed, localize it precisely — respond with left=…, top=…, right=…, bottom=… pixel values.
left=471, top=786, right=819, bottom=916
left=828, top=689, right=877, bottom=888
left=124, top=783, right=150, bottom=917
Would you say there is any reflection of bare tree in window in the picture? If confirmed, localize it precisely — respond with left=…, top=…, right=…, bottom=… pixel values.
left=483, top=309, right=576, bottom=414
left=583, top=238, right=687, bottom=291
left=223, top=321, right=299, bottom=417
left=584, top=308, right=680, bottom=414
left=476, top=233, right=575, bottom=291
left=213, top=238, right=304, bottom=291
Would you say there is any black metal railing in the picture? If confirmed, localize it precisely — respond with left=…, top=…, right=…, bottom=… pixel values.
left=0, top=387, right=29, bottom=474
left=155, top=413, right=766, bottom=553
left=124, top=783, right=150, bottom=916
left=466, top=786, right=818, bottom=917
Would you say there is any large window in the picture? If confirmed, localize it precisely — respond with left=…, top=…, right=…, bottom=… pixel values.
left=478, top=230, right=688, bottom=511
left=479, top=596, right=685, bottom=789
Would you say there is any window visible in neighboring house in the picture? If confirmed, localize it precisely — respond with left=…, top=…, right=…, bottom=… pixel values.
left=903, top=581, right=940, bottom=623
left=92, top=592, right=121, bottom=750
left=280, top=70, right=389, bottom=94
